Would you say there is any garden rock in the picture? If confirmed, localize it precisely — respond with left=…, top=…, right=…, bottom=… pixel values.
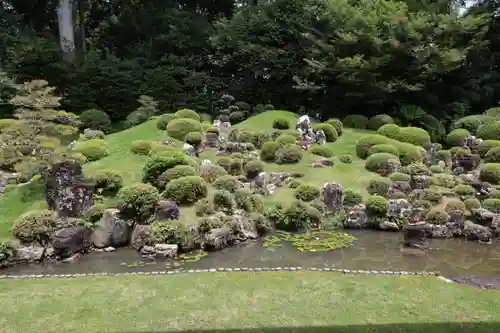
left=154, top=244, right=178, bottom=258
left=12, top=244, right=46, bottom=263
left=391, top=181, right=411, bottom=194
left=322, top=182, right=344, bottom=213
left=269, top=172, right=290, bottom=187
left=452, top=166, right=464, bottom=176
left=402, top=222, right=428, bottom=249
left=379, top=220, right=399, bottom=231
left=463, top=221, right=492, bottom=242
left=344, top=203, right=367, bottom=228
left=320, top=158, right=334, bottom=167
left=213, top=119, right=221, bottom=128
left=130, top=224, right=151, bottom=250
left=411, top=175, right=430, bottom=190
left=472, top=208, right=495, bottom=228
left=410, top=207, right=426, bottom=223
left=316, top=129, right=326, bottom=145
left=203, top=227, right=232, bottom=251
left=234, top=214, right=259, bottom=240
left=296, top=115, right=312, bottom=132
left=91, top=209, right=132, bottom=248
left=0, top=171, right=17, bottom=196
left=205, top=132, right=218, bottom=148
left=155, top=200, right=180, bottom=221
left=61, top=253, right=82, bottom=264
left=312, top=163, right=323, bottom=168
left=425, top=224, right=452, bottom=238
left=386, top=199, right=412, bottom=219
left=183, top=143, right=197, bottom=157
left=51, top=226, right=91, bottom=258
left=222, top=121, right=231, bottom=129
left=446, top=212, right=466, bottom=237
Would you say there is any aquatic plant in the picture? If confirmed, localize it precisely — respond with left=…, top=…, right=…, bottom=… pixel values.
left=263, top=230, right=356, bottom=252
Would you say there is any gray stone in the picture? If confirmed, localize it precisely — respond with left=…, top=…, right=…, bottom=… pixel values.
left=104, top=246, right=115, bottom=252
left=425, top=224, right=452, bottom=238
left=13, top=244, right=45, bottom=263
left=154, top=244, right=178, bottom=258
left=391, top=181, right=412, bottom=194
left=182, top=143, right=197, bottom=157
left=315, top=129, right=326, bottom=145
left=402, top=222, right=428, bottom=249
left=130, top=224, right=151, bottom=251
left=61, top=253, right=82, bottom=264
left=91, top=209, right=132, bottom=248
left=472, top=208, right=496, bottom=228
left=379, top=220, right=399, bottom=231
left=411, top=175, right=430, bottom=190
left=322, top=182, right=344, bottom=213
left=51, top=226, right=91, bottom=258
left=203, top=227, right=232, bottom=251
left=386, top=199, right=412, bottom=220
left=463, top=220, right=492, bottom=242
left=155, top=200, right=180, bottom=221
left=344, top=203, right=367, bottom=228
left=319, top=158, right=334, bottom=167
left=205, top=132, right=219, bottom=148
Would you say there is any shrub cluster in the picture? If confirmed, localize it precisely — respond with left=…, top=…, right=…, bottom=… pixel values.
left=343, top=115, right=368, bottom=129
left=185, top=132, right=203, bottom=146
left=367, top=114, right=394, bottom=130
left=229, top=111, right=245, bottom=124
left=157, top=113, right=175, bottom=130
left=174, top=108, right=200, bottom=121
left=74, top=139, right=109, bottom=161
left=294, top=183, right=321, bottom=202
left=367, top=144, right=399, bottom=157
left=480, top=163, right=500, bottom=184
left=260, top=141, right=280, bottom=162
left=485, top=147, right=500, bottom=163
left=213, top=175, right=240, bottom=192
left=142, top=150, right=197, bottom=187
left=244, top=160, right=264, bottom=179
left=365, top=153, right=401, bottom=175
left=313, top=123, right=338, bottom=142
left=272, top=118, right=290, bottom=130
left=366, top=178, right=391, bottom=196
left=451, top=115, right=489, bottom=134
left=200, top=164, right=228, bottom=183
left=366, top=195, right=388, bottom=216
left=277, top=200, right=322, bottom=231
left=117, top=183, right=160, bottom=222
left=79, top=109, right=111, bottom=132
left=131, top=140, right=154, bottom=155
left=478, top=140, right=500, bottom=157
left=310, top=144, right=333, bottom=158
left=446, top=128, right=470, bottom=147
left=12, top=210, right=59, bottom=243
left=339, top=155, right=352, bottom=164
left=326, top=118, right=343, bottom=136
left=477, top=121, right=500, bottom=140
left=166, top=118, right=203, bottom=141
left=163, top=176, right=208, bottom=205
left=275, top=144, right=303, bottom=164
left=344, top=189, right=363, bottom=206
left=90, top=169, right=123, bottom=195
left=276, top=134, right=297, bottom=146
left=483, top=198, right=500, bottom=213
left=157, top=165, right=197, bottom=190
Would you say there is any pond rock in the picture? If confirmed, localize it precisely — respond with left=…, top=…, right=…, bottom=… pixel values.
left=91, top=209, right=132, bottom=248
left=154, top=244, right=178, bottom=258
left=409, top=207, right=426, bottom=223
left=234, top=213, right=259, bottom=240
left=379, top=220, right=399, bottom=231
left=12, top=244, right=46, bottom=263
left=472, top=208, right=495, bottom=228
left=203, top=227, right=232, bottom=251
left=402, top=222, right=428, bottom=249
left=411, top=175, right=430, bottom=190
left=344, top=203, right=367, bottom=228
left=386, top=199, right=412, bottom=219
left=322, top=182, right=344, bottom=213
left=51, top=226, right=91, bottom=258
left=463, top=220, right=492, bottom=242
left=425, top=224, right=452, bottom=238
left=155, top=200, right=180, bottom=221
left=130, top=224, right=151, bottom=251
left=446, top=212, right=466, bottom=237
left=391, top=181, right=411, bottom=194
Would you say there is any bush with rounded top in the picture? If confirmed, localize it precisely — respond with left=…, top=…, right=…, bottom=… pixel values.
left=484, top=107, right=500, bottom=118
left=276, top=134, right=297, bottom=146
left=294, top=183, right=321, bottom=202
left=185, top=131, right=203, bottom=146
left=213, top=175, right=240, bottom=192
left=206, top=126, right=219, bottom=134
left=483, top=198, right=500, bottom=213
left=426, top=207, right=449, bottom=225
left=464, top=198, right=481, bottom=210
left=444, top=199, right=466, bottom=214
left=451, top=115, right=484, bottom=134
left=278, top=200, right=322, bottom=231
left=431, top=174, right=457, bottom=188
left=200, top=164, right=227, bottom=183
left=174, top=108, right=200, bottom=121
left=377, top=124, right=401, bottom=140
left=272, top=118, right=290, bottom=130
left=344, top=189, right=363, bottom=206
left=478, top=140, right=500, bottom=157
left=477, top=121, right=500, bottom=140
left=79, top=129, right=105, bottom=141
left=365, top=153, right=401, bottom=175
left=163, top=176, right=207, bottom=205
left=339, top=155, right=352, bottom=164
left=367, top=178, right=392, bottom=196
left=367, top=114, right=394, bottom=130
left=157, top=113, right=175, bottom=130
left=429, top=165, right=444, bottom=174
left=260, top=141, right=280, bottom=162
left=396, top=127, right=431, bottom=147
left=394, top=142, right=423, bottom=165
left=355, top=134, right=391, bottom=159
left=413, top=199, right=433, bottom=211
left=276, top=144, right=303, bottom=164
left=74, top=139, right=109, bottom=161
left=366, top=195, right=388, bottom=216
left=288, top=179, right=303, bottom=189
left=71, top=153, right=88, bottom=165
left=117, top=183, right=160, bottom=222
left=326, top=118, right=343, bottom=136
left=234, top=188, right=253, bottom=211
left=150, top=220, right=197, bottom=252
left=131, top=140, right=154, bottom=155
left=166, top=118, right=203, bottom=141
left=312, top=123, right=338, bottom=142
left=436, top=149, right=452, bottom=162
left=213, top=190, right=236, bottom=213
left=310, top=145, right=333, bottom=158
left=343, top=115, right=368, bottom=129
left=450, top=147, right=470, bottom=157
left=157, top=165, right=197, bottom=190
left=142, top=150, right=196, bottom=186
left=229, top=111, right=245, bottom=124
left=79, top=109, right=111, bottom=132
left=446, top=128, right=470, bottom=147
left=367, top=144, right=399, bottom=157
left=216, top=157, right=234, bottom=173
left=251, top=132, right=270, bottom=149
left=485, top=147, right=500, bottom=163
left=90, top=169, right=123, bottom=195
left=12, top=210, right=59, bottom=243
left=244, top=160, right=264, bottom=179
left=404, top=162, right=431, bottom=176
left=84, top=204, right=106, bottom=223
left=389, top=172, right=411, bottom=182
left=480, top=163, right=500, bottom=184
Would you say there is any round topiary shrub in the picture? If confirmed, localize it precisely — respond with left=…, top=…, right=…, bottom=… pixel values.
left=365, top=153, right=401, bottom=175
left=163, top=176, right=208, bottom=205
left=213, top=175, right=240, bottom=193
left=251, top=131, right=271, bottom=149
left=367, top=114, right=395, bottom=130
left=444, top=199, right=466, bottom=214
left=90, top=169, right=123, bottom=195
left=339, top=155, right=352, bottom=164
left=355, top=134, right=391, bottom=159
left=367, top=178, right=392, bottom=196
left=79, top=109, right=111, bottom=132
left=451, top=115, right=484, bottom=134
left=326, top=118, right=343, bottom=136
left=142, top=151, right=196, bottom=186
left=166, top=118, right=203, bottom=141
left=74, top=139, right=109, bottom=161
left=366, top=195, right=388, bottom=216
left=174, top=108, right=200, bottom=121
left=185, top=131, right=203, bottom=146
left=396, top=127, right=431, bottom=147
left=78, top=129, right=106, bottom=142
left=157, top=165, right=197, bottom=190
left=422, top=188, right=442, bottom=204
left=200, top=164, right=228, bottom=183
left=12, top=210, right=59, bottom=243
left=344, top=189, right=363, bottom=206
left=446, top=128, right=470, bottom=147
left=157, top=113, right=175, bottom=130
left=464, top=197, right=481, bottom=210
left=84, top=204, right=106, bottom=223
left=482, top=198, right=500, bottom=213
left=229, top=111, right=245, bottom=124
left=150, top=220, right=197, bottom=252
left=131, top=140, right=154, bottom=155
left=425, top=207, right=449, bottom=225
left=367, top=144, right=399, bottom=157
left=276, top=134, right=297, bottom=146
left=234, top=188, right=253, bottom=212
left=71, top=153, right=88, bottom=165
left=216, top=157, right=234, bottom=173
left=117, top=183, right=160, bottom=222
left=279, top=200, right=322, bottom=231
left=294, top=183, right=321, bottom=202
left=485, top=147, right=500, bottom=163
left=213, top=190, right=236, bottom=213
left=377, top=124, right=401, bottom=140
left=260, top=141, right=280, bottom=162
left=343, top=114, right=368, bottom=129
left=288, top=179, right=303, bottom=189
left=429, top=165, right=444, bottom=174
left=405, top=162, right=431, bottom=176
left=312, top=123, right=338, bottom=142
left=478, top=140, right=500, bottom=157
left=431, top=174, right=457, bottom=188
left=310, top=145, right=333, bottom=158
left=276, top=144, right=303, bottom=164
left=244, top=160, right=264, bottom=179
left=394, top=142, right=423, bottom=166
left=477, top=121, right=500, bottom=140
left=480, top=163, right=500, bottom=184
left=272, top=118, right=290, bottom=130
left=389, top=172, right=411, bottom=182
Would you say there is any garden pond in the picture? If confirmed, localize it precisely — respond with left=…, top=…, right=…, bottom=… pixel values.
left=4, top=230, right=500, bottom=277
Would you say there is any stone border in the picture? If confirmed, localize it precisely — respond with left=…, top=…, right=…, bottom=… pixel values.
left=0, top=267, right=440, bottom=279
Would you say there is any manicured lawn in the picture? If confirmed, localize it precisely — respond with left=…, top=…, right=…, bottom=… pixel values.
left=0, top=272, right=499, bottom=333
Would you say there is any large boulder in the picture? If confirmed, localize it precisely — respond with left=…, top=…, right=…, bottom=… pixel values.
left=425, top=224, right=452, bottom=238
left=344, top=203, right=367, bottom=228
left=91, top=209, right=132, bottom=248
left=153, top=244, right=178, bottom=258
left=203, top=227, right=233, bottom=251
left=472, top=208, right=496, bottom=228
left=155, top=200, right=180, bottom=221
left=11, top=244, right=46, bottom=263
left=402, top=222, right=428, bottom=249
left=446, top=212, right=466, bottom=237
left=411, top=175, right=430, bottom=190
left=463, top=220, right=492, bottom=242
left=234, top=213, right=258, bottom=240
left=322, top=182, right=344, bottom=214
left=51, top=226, right=91, bottom=258
left=130, top=224, right=151, bottom=251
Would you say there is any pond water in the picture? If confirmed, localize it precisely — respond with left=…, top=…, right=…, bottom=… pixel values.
left=4, top=230, right=500, bottom=277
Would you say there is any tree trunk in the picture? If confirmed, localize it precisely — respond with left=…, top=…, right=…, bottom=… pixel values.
left=78, top=0, right=87, bottom=56
left=57, top=0, right=76, bottom=62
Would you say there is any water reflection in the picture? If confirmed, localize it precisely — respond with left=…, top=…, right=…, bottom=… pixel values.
left=4, top=230, right=500, bottom=276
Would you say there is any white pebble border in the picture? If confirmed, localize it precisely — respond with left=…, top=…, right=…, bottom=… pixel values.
left=0, top=267, right=441, bottom=280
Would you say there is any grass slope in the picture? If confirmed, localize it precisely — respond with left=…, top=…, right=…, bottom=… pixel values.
left=0, top=272, right=499, bottom=333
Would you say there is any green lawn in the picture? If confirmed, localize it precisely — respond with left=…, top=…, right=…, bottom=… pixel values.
left=0, top=272, right=499, bottom=333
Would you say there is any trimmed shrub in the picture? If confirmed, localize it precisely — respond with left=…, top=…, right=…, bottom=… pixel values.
left=396, top=127, right=431, bottom=147
left=200, top=164, right=227, bottom=184
left=483, top=198, right=500, bottom=213
left=389, top=172, right=411, bottom=182
left=244, top=160, right=264, bottom=179
left=117, top=183, right=160, bottom=222
left=216, top=157, right=234, bottom=173
left=174, top=108, right=200, bottom=121
left=276, top=134, right=297, bottom=146
left=480, top=163, right=500, bottom=184
left=150, top=220, right=197, bottom=252
left=446, top=128, right=470, bottom=147
left=251, top=132, right=271, bottom=149
left=312, top=123, right=338, bottom=142
left=444, top=199, right=467, bottom=214
left=206, top=126, right=219, bottom=135
left=163, top=176, right=208, bottom=205
left=366, top=195, right=388, bottom=216
left=79, top=129, right=105, bottom=141
left=404, top=162, right=431, bottom=176
left=71, top=153, right=88, bottom=165
left=229, top=111, right=245, bottom=124
left=478, top=140, right=500, bottom=157
left=413, top=199, right=433, bottom=211
left=464, top=198, right=481, bottom=210
left=79, top=109, right=111, bottom=132
left=426, top=208, right=449, bottom=225
left=278, top=200, right=322, bottom=231
left=485, top=147, right=500, bottom=163
left=367, top=178, right=392, bottom=196
left=157, top=113, right=175, bottom=130
left=326, top=118, right=343, bottom=136
left=234, top=188, right=253, bottom=212
left=344, top=189, right=363, bottom=206
left=395, top=142, right=423, bottom=165
left=484, top=107, right=500, bottom=118
left=288, top=179, right=303, bottom=189
left=74, top=139, right=109, bottom=161
left=367, top=114, right=394, bottom=130
left=185, top=131, right=203, bottom=146
left=84, top=204, right=106, bottom=223
left=213, top=175, right=240, bottom=193
left=365, top=153, right=401, bottom=175
left=12, top=210, right=58, bottom=243
left=477, top=121, right=500, bottom=140
left=166, top=118, right=203, bottom=141
left=367, top=144, right=399, bottom=157
left=272, top=118, right=290, bottom=130
left=276, top=144, right=303, bottom=164
left=90, top=169, right=123, bottom=195
left=356, top=134, right=391, bottom=159
left=131, top=140, right=154, bottom=155
left=294, top=183, right=321, bottom=202
left=260, top=141, right=280, bottom=162
left=451, top=115, right=484, bottom=134
left=213, top=190, right=236, bottom=213
left=436, top=150, right=452, bottom=163
left=157, top=165, right=197, bottom=190
left=343, top=115, right=368, bottom=129
left=429, top=165, right=444, bottom=174
left=339, top=155, right=352, bottom=164
left=310, top=145, right=333, bottom=158
left=142, top=151, right=196, bottom=186
left=377, top=124, right=401, bottom=140
left=431, top=174, right=457, bottom=188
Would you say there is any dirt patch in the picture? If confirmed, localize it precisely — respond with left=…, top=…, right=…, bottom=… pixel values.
left=449, top=276, right=500, bottom=290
